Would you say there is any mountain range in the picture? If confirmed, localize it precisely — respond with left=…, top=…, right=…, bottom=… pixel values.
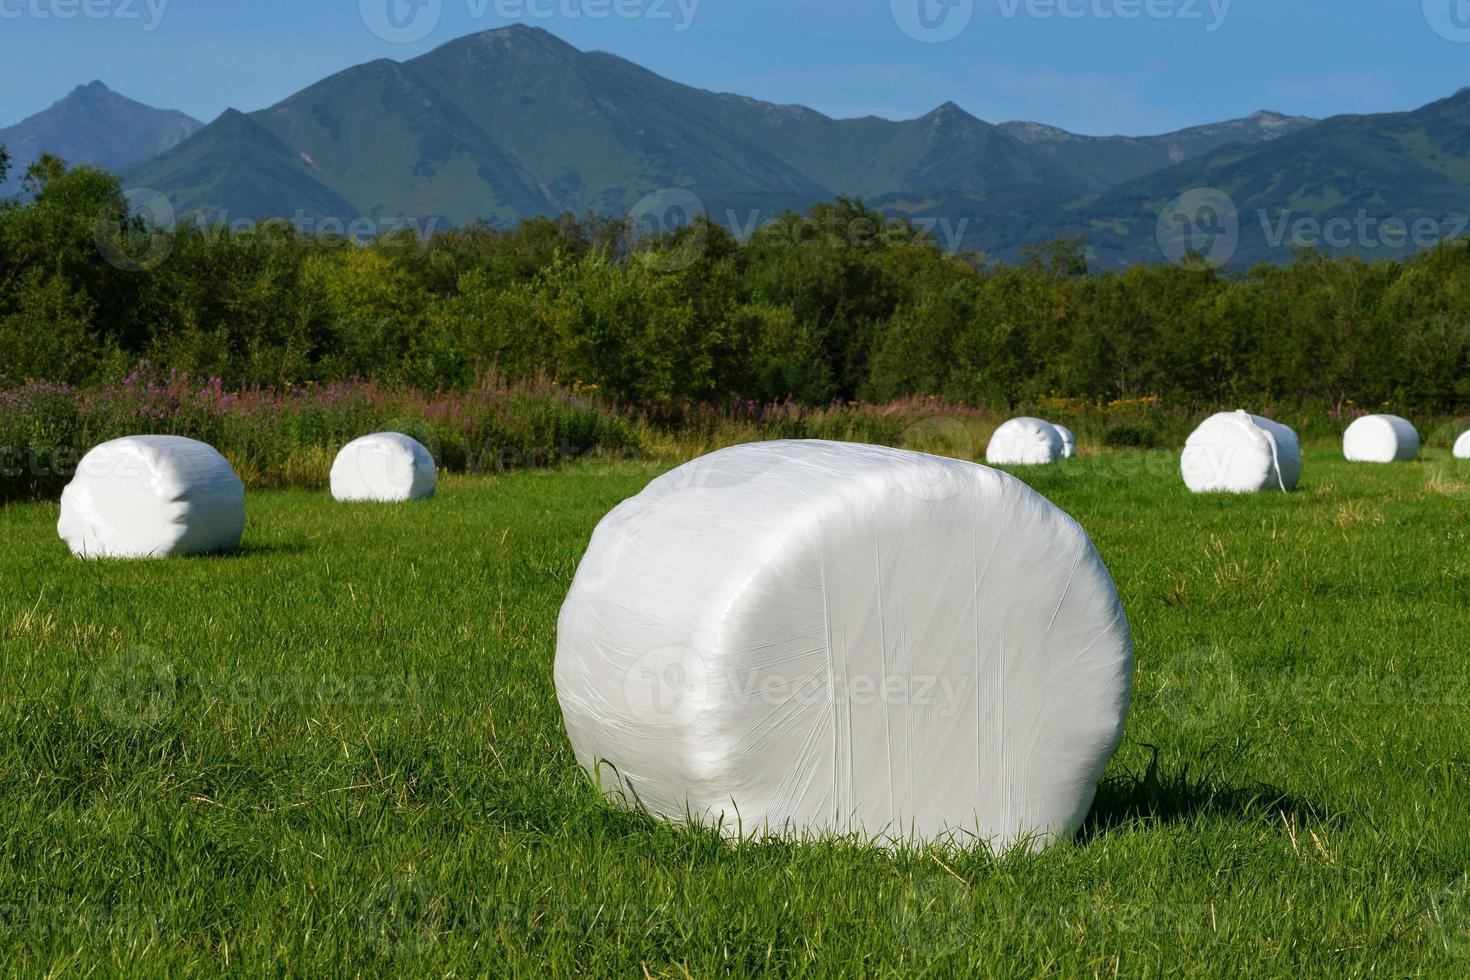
left=5, top=27, right=1469, bottom=267
left=0, top=81, right=201, bottom=198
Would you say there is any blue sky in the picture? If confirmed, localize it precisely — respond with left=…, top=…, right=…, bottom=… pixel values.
left=3, top=1, right=1469, bottom=135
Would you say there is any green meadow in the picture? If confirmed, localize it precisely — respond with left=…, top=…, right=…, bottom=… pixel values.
left=2, top=447, right=1469, bottom=976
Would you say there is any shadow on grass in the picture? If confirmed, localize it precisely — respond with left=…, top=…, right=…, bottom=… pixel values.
left=212, top=542, right=309, bottom=559
left=1079, top=744, right=1337, bottom=843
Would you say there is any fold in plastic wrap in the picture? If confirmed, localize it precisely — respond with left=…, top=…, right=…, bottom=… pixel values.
left=1181, top=411, right=1302, bottom=493
left=986, top=418, right=1065, bottom=466
left=58, top=436, right=246, bottom=559
left=1344, top=414, right=1419, bottom=463
left=555, top=441, right=1134, bottom=850
left=330, top=433, right=437, bottom=502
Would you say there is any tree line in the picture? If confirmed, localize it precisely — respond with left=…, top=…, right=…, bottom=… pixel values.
left=3, top=153, right=1469, bottom=415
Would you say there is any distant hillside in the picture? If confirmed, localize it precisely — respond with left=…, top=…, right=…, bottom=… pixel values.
left=123, top=25, right=1318, bottom=246
left=0, top=81, right=200, bottom=197
left=1022, top=87, right=1470, bottom=267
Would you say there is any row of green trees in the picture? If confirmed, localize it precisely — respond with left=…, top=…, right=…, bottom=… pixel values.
left=3, top=155, right=1470, bottom=412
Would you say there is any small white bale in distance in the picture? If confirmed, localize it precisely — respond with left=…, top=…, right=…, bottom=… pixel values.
left=1343, top=415, right=1419, bottom=464
left=1181, top=411, right=1302, bottom=493
left=556, top=440, right=1134, bottom=851
left=1453, top=430, right=1470, bottom=460
left=330, top=433, right=437, bottom=502
left=58, top=436, right=245, bottom=559
left=986, top=417, right=1065, bottom=466
left=1052, top=424, right=1077, bottom=459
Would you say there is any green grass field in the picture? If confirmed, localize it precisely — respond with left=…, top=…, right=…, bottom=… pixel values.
left=3, top=448, right=1470, bottom=976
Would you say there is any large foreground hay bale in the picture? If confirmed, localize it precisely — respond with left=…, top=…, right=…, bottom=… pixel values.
left=330, top=433, right=437, bottom=502
left=58, top=436, right=245, bottom=559
left=986, top=417, right=1065, bottom=466
left=555, top=440, right=1134, bottom=850
left=1344, top=415, right=1419, bottom=463
left=1454, top=430, right=1470, bottom=460
left=1181, top=411, right=1302, bottom=493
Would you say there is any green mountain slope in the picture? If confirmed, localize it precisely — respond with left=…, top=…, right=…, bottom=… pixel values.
left=1043, top=88, right=1470, bottom=267
left=120, top=25, right=1313, bottom=233
left=124, top=109, right=356, bottom=221
left=250, top=55, right=553, bottom=224
left=996, top=111, right=1315, bottom=193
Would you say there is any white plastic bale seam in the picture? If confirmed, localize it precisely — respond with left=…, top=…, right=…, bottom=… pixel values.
left=330, top=433, right=438, bottom=502
left=1052, top=424, right=1077, bottom=460
left=986, top=418, right=1065, bottom=466
left=57, top=436, right=246, bottom=559
left=1343, top=415, right=1419, bottom=463
left=1456, top=430, right=1470, bottom=460
left=555, top=440, right=1134, bottom=851
left=1180, top=411, right=1302, bottom=493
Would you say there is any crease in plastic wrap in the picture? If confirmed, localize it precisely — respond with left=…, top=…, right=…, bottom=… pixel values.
left=1181, top=411, right=1301, bottom=493
left=58, top=435, right=246, bottom=559
left=555, top=440, right=1134, bottom=851
left=1343, top=414, right=1419, bottom=463
left=330, top=433, right=437, bottom=502
left=986, top=418, right=1065, bottom=466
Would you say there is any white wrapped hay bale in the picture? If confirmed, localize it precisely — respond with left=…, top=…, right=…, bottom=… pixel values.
left=555, top=440, right=1134, bottom=850
left=1343, top=415, right=1419, bottom=463
left=1452, top=430, right=1470, bottom=460
left=330, top=433, right=437, bottom=502
left=986, top=417, right=1065, bottom=466
left=1181, top=411, right=1302, bottom=493
left=1052, top=424, right=1077, bottom=459
left=57, top=436, right=245, bottom=559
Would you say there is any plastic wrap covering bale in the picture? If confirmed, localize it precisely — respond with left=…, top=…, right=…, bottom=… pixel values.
left=1343, top=415, right=1419, bottom=463
left=1456, top=431, right=1470, bottom=460
left=1052, top=424, right=1077, bottom=459
left=1180, top=411, right=1302, bottom=493
left=330, top=433, right=437, bottom=502
left=986, top=418, right=1065, bottom=466
left=555, top=440, right=1134, bottom=851
left=57, top=436, right=245, bottom=559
